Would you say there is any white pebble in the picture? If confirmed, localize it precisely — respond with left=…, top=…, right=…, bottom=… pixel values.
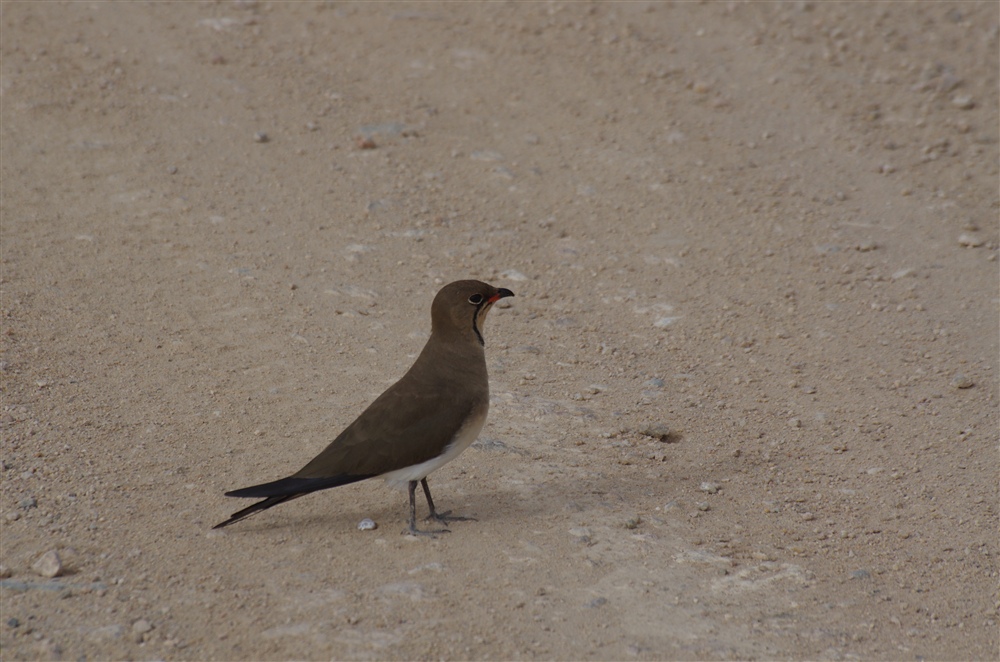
left=499, top=269, right=529, bottom=282
left=950, top=374, right=974, bottom=389
left=357, top=518, right=377, bottom=531
left=951, top=95, right=975, bottom=110
left=699, top=482, right=720, bottom=494
left=132, top=619, right=153, bottom=634
left=31, top=550, right=62, bottom=578
left=958, top=233, right=984, bottom=247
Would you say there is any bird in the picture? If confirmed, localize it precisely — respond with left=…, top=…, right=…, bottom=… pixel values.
left=213, top=280, right=514, bottom=535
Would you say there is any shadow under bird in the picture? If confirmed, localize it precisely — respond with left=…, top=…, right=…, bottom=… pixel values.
left=213, top=280, right=514, bottom=535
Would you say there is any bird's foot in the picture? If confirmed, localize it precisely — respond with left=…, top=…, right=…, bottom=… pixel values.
left=403, top=523, right=451, bottom=538
left=425, top=510, right=477, bottom=526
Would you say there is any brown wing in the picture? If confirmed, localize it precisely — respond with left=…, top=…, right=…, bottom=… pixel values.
left=292, top=375, right=479, bottom=479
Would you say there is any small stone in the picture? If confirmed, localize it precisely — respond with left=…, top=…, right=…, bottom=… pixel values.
left=802, top=512, right=815, bottom=521
left=891, top=268, right=914, bottom=280
left=6, top=511, right=21, bottom=522
left=167, top=165, right=178, bottom=175
left=32, top=550, right=62, bottom=578
left=788, top=417, right=802, bottom=428
left=585, top=597, right=607, bottom=608
left=19, top=497, right=37, bottom=509
left=470, top=149, right=503, bottom=162
left=253, top=131, right=269, bottom=143
left=645, top=377, right=665, bottom=388
left=958, top=233, right=984, bottom=247
left=6, top=617, right=19, bottom=628
left=696, top=502, right=711, bottom=512
left=357, top=518, right=377, bottom=531
left=856, top=240, right=878, bottom=252
left=653, top=316, right=680, bottom=328
left=951, top=95, right=975, bottom=110
left=0, top=565, right=11, bottom=579
left=640, top=424, right=674, bottom=442
left=499, top=269, right=529, bottom=282
left=699, top=482, right=720, bottom=494
left=624, top=516, right=641, bottom=530
left=950, top=374, right=974, bottom=389
left=850, top=569, right=871, bottom=580
left=132, top=619, right=153, bottom=635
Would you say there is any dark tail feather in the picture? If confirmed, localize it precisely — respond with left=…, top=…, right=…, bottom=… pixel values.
left=225, top=474, right=370, bottom=499
left=212, top=494, right=301, bottom=529
left=213, top=474, right=373, bottom=529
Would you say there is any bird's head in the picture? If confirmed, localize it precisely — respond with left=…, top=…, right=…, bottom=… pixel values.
left=430, top=280, right=514, bottom=346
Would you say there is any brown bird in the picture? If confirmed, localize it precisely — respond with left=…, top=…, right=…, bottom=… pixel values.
left=213, top=280, right=514, bottom=535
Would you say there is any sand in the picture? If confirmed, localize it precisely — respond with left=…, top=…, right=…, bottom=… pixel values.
left=2, top=2, right=997, bottom=660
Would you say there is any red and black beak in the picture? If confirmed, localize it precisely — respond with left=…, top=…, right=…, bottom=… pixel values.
left=488, top=288, right=515, bottom=304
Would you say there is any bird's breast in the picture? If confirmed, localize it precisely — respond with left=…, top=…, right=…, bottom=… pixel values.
left=380, top=399, right=488, bottom=489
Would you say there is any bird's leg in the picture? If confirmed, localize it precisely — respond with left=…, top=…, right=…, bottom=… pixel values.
left=403, top=480, right=450, bottom=536
left=421, top=478, right=477, bottom=525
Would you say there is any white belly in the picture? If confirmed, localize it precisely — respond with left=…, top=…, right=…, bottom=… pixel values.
left=380, top=408, right=487, bottom=489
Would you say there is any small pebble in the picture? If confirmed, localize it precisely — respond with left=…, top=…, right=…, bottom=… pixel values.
left=950, top=374, right=974, bottom=389
left=19, top=497, right=37, bottom=509
left=499, top=269, right=529, bottom=282
left=850, top=569, right=871, bottom=580
left=6, top=617, right=19, bottom=628
left=253, top=131, right=269, bottom=143
left=640, top=424, right=674, bottom=442
left=357, top=518, right=377, bottom=531
left=167, top=165, right=178, bottom=175
left=6, top=512, right=21, bottom=522
left=0, top=565, right=11, bottom=579
left=132, top=619, right=153, bottom=635
left=699, top=482, right=720, bottom=494
left=624, top=516, right=641, bottom=530
left=951, top=95, right=975, bottom=110
left=788, top=417, right=802, bottom=428
left=31, top=550, right=62, bottom=578
left=958, top=233, right=984, bottom=247
left=856, top=240, right=878, bottom=252
left=696, top=502, right=711, bottom=512
left=645, top=377, right=665, bottom=388
left=586, top=597, right=607, bottom=608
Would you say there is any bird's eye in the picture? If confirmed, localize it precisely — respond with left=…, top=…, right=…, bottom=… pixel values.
left=468, top=293, right=484, bottom=305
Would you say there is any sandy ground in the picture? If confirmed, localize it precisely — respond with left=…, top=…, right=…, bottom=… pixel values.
left=2, top=2, right=998, bottom=660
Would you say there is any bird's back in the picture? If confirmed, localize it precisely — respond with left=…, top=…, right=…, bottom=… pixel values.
left=293, top=336, right=489, bottom=480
